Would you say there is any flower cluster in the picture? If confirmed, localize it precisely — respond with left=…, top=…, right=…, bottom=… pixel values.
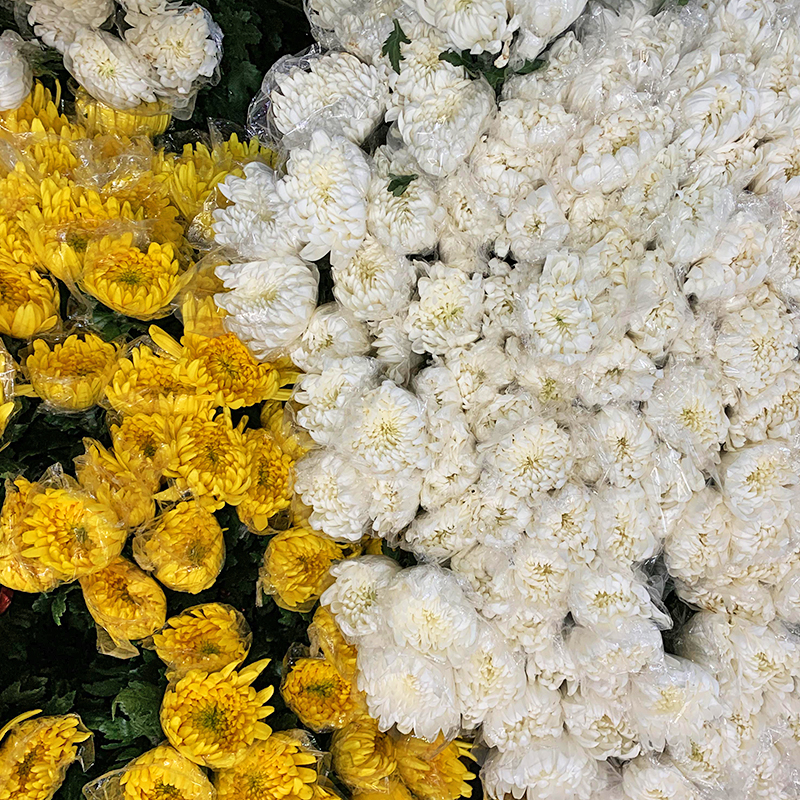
left=242, top=0, right=800, bottom=797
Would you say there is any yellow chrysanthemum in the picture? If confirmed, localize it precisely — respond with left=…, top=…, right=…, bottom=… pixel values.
left=0, top=258, right=59, bottom=340
left=165, top=398, right=250, bottom=509
left=260, top=401, right=309, bottom=462
left=0, top=215, right=37, bottom=269
left=258, top=528, right=343, bottom=612
left=0, top=711, right=91, bottom=800
left=330, top=716, right=397, bottom=792
left=308, top=606, right=358, bottom=682
left=18, top=481, right=124, bottom=581
left=0, top=163, right=41, bottom=219
left=0, top=80, right=76, bottom=137
left=22, top=127, right=82, bottom=181
left=105, top=344, right=194, bottom=415
left=353, top=780, right=415, bottom=800
left=180, top=293, right=227, bottom=338
left=153, top=603, right=252, bottom=675
left=24, top=334, right=119, bottom=412
left=214, top=731, right=319, bottom=800
left=109, top=410, right=170, bottom=490
left=74, top=87, right=173, bottom=138
left=80, top=556, right=167, bottom=644
left=150, top=326, right=280, bottom=409
left=81, top=233, right=184, bottom=320
left=133, top=500, right=225, bottom=594
left=237, top=430, right=294, bottom=534
left=281, top=658, right=356, bottom=733
left=74, top=439, right=156, bottom=530
left=0, top=340, right=16, bottom=438
left=394, top=735, right=475, bottom=800
left=160, top=659, right=274, bottom=770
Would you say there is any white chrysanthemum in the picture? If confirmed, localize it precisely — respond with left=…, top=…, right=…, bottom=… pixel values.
left=293, top=450, right=371, bottom=542
left=439, top=164, right=505, bottom=251
left=576, top=338, right=657, bottom=407
left=289, top=304, right=370, bottom=373
left=519, top=252, right=599, bottom=365
left=466, top=387, right=540, bottom=443
left=268, top=51, right=387, bottom=143
left=27, top=0, right=113, bottom=53
left=444, top=340, right=514, bottom=412
left=643, top=362, right=729, bottom=468
left=715, top=294, right=797, bottom=397
left=481, top=415, right=573, bottom=500
left=511, top=539, right=570, bottom=611
left=595, top=483, right=659, bottom=567
left=569, top=566, right=668, bottom=630
left=630, top=656, right=725, bottom=751
left=215, top=256, right=318, bottom=358
left=212, top=161, right=300, bottom=259
left=589, top=405, right=655, bottom=488
left=728, top=364, right=800, bottom=447
left=481, top=735, right=602, bottom=800
left=645, top=443, right=706, bottom=514
left=773, top=567, right=800, bottom=626
left=0, top=31, right=32, bottom=112
left=472, top=486, right=532, bottom=549
left=367, top=471, right=422, bottom=536
left=562, top=687, right=640, bottom=760
left=720, top=441, right=796, bottom=526
left=482, top=680, right=565, bottom=751
left=684, top=211, right=774, bottom=302
left=529, top=482, right=598, bottom=567
left=512, top=0, right=587, bottom=59
left=119, top=0, right=174, bottom=12
left=294, top=357, right=380, bottom=446
left=419, top=423, right=479, bottom=512
left=342, top=380, right=430, bottom=474
left=321, top=555, right=400, bottom=641
left=508, top=345, right=580, bottom=412
left=455, top=622, right=527, bottom=729
left=65, top=30, right=157, bottom=109
left=380, top=565, right=479, bottom=665
left=369, top=314, right=423, bottom=385
left=502, top=183, right=569, bottom=262
left=357, top=645, right=460, bottom=740
left=276, top=129, right=371, bottom=266
left=397, top=77, right=495, bottom=178
left=126, top=4, right=221, bottom=95
left=450, top=543, right=510, bottom=616
left=494, top=604, right=563, bottom=656
left=664, top=489, right=732, bottom=586
left=526, top=633, right=578, bottom=690
left=621, top=756, right=701, bottom=800
left=407, top=0, right=517, bottom=54
left=676, top=578, right=777, bottom=627
left=332, top=236, right=417, bottom=321
left=404, top=495, right=479, bottom=561
left=482, top=259, right=524, bottom=341
left=567, top=621, right=664, bottom=693
left=405, top=263, right=484, bottom=355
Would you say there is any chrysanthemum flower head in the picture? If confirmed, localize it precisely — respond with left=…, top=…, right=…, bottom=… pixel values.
left=308, top=606, right=359, bottom=682
left=133, top=499, right=225, bottom=594
left=17, top=471, right=125, bottom=582
left=110, top=408, right=170, bottom=490
left=81, top=233, right=184, bottom=320
left=24, top=334, right=119, bottom=412
left=214, top=730, right=320, bottom=800
left=164, top=396, right=251, bottom=509
left=115, top=745, right=215, bottom=800
left=258, top=526, right=344, bottom=612
left=352, top=781, right=416, bottom=800
left=0, top=79, right=72, bottom=136
left=281, top=656, right=357, bottom=732
left=331, top=715, right=397, bottom=791
left=152, top=603, right=252, bottom=676
left=74, top=86, right=173, bottom=138
left=160, top=658, right=274, bottom=769
left=394, top=734, right=475, bottom=800
left=0, top=258, right=59, bottom=340
left=150, top=326, right=280, bottom=409
left=74, top=439, right=155, bottom=530
left=105, top=342, right=195, bottom=415
left=0, top=711, right=91, bottom=800
left=80, top=556, right=167, bottom=648
left=236, top=429, right=294, bottom=534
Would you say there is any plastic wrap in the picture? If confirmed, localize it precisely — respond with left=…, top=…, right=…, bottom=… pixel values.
left=330, top=714, right=397, bottom=792
left=0, top=255, right=60, bottom=339
left=133, top=499, right=225, bottom=594
left=281, top=647, right=360, bottom=733
left=0, top=710, right=93, bottom=800
left=0, top=31, right=33, bottom=113
left=79, top=556, right=167, bottom=658
left=82, top=744, right=215, bottom=800
left=151, top=603, right=252, bottom=676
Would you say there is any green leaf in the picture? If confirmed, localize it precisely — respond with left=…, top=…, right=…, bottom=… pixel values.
left=51, top=591, right=69, bottom=626
left=0, top=677, right=48, bottom=711
left=42, top=690, right=76, bottom=715
left=677, top=0, right=689, bottom=4
left=108, top=681, right=163, bottom=746
left=382, top=19, right=410, bottom=74
left=387, top=173, right=418, bottom=197
left=516, top=58, right=546, bottom=75
left=84, top=678, right=126, bottom=698
left=439, top=49, right=479, bottom=78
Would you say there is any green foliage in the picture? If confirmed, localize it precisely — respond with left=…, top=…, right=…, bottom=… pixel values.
left=382, top=19, right=411, bottom=74
left=387, top=172, right=418, bottom=196
left=439, top=49, right=545, bottom=92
